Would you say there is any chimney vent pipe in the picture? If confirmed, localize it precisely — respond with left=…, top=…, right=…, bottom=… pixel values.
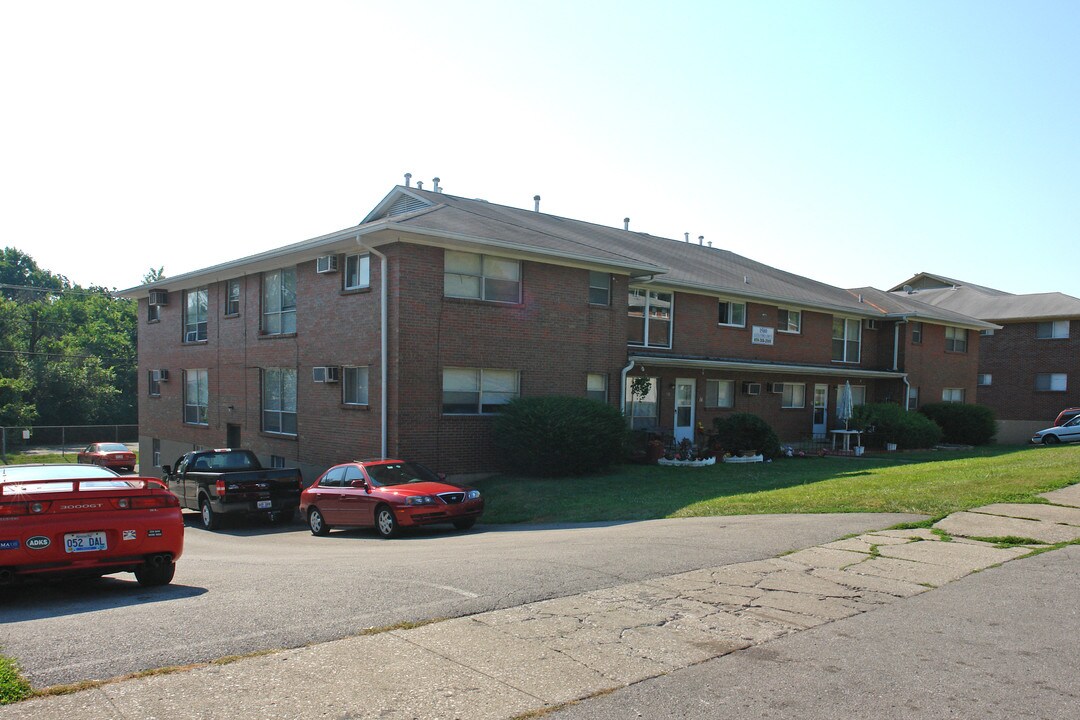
left=624, top=217, right=630, bottom=230
left=534, top=195, right=540, bottom=212
left=417, top=181, right=423, bottom=190
left=698, top=235, right=704, bottom=246
left=404, top=172, right=412, bottom=187
left=684, top=232, right=689, bottom=242
left=433, top=177, right=441, bottom=193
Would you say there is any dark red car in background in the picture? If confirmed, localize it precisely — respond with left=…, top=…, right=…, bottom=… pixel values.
left=77, top=442, right=137, bottom=473
left=300, top=459, right=483, bottom=538
left=0, top=464, right=184, bottom=586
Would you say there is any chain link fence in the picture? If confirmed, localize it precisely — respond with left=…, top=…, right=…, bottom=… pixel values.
left=1, top=425, right=139, bottom=462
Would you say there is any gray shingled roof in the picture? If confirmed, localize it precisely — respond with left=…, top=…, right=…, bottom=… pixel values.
left=850, top=287, right=998, bottom=329
left=894, top=285, right=1080, bottom=321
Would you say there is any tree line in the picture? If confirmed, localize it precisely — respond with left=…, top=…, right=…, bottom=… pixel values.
left=0, top=247, right=140, bottom=428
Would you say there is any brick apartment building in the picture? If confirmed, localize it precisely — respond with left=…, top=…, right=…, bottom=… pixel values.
left=890, top=273, right=1080, bottom=442
left=120, top=182, right=994, bottom=478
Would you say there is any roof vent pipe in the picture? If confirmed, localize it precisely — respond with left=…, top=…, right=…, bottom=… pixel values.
left=684, top=232, right=689, bottom=242
left=744, top=275, right=750, bottom=284
left=404, top=172, right=412, bottom=187
left=858, top=294, right=864, bottom=303
left=534, top=195, right=541, bottom=212
left=417, top=181, right=423, bottom=190
left=433, top=177, right=441, bottom=193
left=624, top=217, right=630, bottom=230
left=708, top=241, right=713, bottom=248
left=698, top=235, right=704, bottom=245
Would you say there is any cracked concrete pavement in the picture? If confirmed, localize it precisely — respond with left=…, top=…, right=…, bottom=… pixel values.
left=4, top=483, right=1080, bottom=720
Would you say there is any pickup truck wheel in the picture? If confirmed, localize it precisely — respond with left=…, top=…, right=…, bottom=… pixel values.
left=308, top=507, right=330, bottom=536
left=199, top=498, right=221, bottom=530
left=375, top=506, right=399, bottom=539
left=134, top=559, right=175, bottom=587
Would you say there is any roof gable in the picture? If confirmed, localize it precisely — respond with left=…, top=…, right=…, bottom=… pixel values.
left=362, top=187, right=438, bottom=223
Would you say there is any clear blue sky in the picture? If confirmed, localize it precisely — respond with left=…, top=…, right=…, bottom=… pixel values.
left=3, top=1, right=1078, bottom=297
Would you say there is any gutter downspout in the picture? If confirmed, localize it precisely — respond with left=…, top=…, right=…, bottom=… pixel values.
left=357, top=234, right=389, bottom=458
left=620, top=358, right=636, bottom=416
left=894, top=319, right=910, bottom=411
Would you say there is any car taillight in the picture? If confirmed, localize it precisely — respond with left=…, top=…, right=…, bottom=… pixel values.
left=216, top=479, right=226, bottom=496
left=130, top=495, right=179, bottom=509
left=0, top=501, right=49, bottom=516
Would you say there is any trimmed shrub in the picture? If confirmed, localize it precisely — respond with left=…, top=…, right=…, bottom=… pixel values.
left=852, top=403, right=942, bottom=450
left=919, top=403, right=997, bottom=445
left=713, top=413, right=781, bottom=458
left=492, top=396, right=629, bottom=477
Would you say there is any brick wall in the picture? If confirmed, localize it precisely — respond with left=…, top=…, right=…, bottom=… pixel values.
left=900, top=322, right=980, bottom=408
left=976, top=320, right=1080, bottom=423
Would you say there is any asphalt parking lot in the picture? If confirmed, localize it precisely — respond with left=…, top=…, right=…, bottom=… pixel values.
left=0, top=511, right=918, bottom=687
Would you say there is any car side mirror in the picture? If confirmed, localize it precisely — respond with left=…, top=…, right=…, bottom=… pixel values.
left=350, top=479, right=367, bottom=489
left=162, top=465, right=172, bottom=476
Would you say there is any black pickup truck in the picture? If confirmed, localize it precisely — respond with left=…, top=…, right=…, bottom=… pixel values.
left=162, top=449, right=302, bottom=530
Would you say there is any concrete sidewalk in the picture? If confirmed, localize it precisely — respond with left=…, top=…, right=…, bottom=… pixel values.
left=4, top=484, right=1080, bottom=720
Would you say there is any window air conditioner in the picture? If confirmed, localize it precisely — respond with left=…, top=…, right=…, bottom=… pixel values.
left=768, top=382, right=785, bottom=394
left=316, top=255, right=339, bottom=274
left=149, top=289, right=169, bottom=306
left=742, top=381, right=761, bottom=396
left=312, top=366, right=340, bottom=383
left=184, top=330, right=200, bottom=343
left=152, top=369, right=170, bottom=382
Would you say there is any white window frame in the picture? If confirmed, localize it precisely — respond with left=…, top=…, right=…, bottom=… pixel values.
left=586, top=373, right=607, bottom=403
left=147, top=303, right=160, bottom=323
left=911, top=321, right=922, bottom=344
left=184, top=287, right=208, bottom=342
left=442, top=368, right=520, bottom=415
left=1035, top=373, right=1068, bottom=392
left=628, top=288, right=673, bottom=349
left=588, top=271, right=610, bottom=306
left=148, top=370, right=161, bottom=397
left=343, top=366, right=370, bottom=405
left=942, top=387, right=965, bottom=403
left=152, top=439, right=161, bottom=468
left=777, top=308, right=801, bottom=334
left=945, top=326, right=968, bottom=353
left=262, top=268, right=297, bottom=335
left=625, top=376, right=659, bottom=430
left=1036, top=320, right=1069, bottom=339
left=444, top=251, right=521, bottom=303
left=183, top=369, right=208, bottom=425
left=225, top=279, right=241, bottom=316
left=977, top=374, right=992, bottom=386
left=262, top=368, right=298, bottom=435
left=705, top=379, right=735, bottom=408
left=907, top=386, right=919, bottom=411
left=781, top=383, right=806, bottom=409
left=344, top=253, right=371, bottom=291
left=832, top=317, right=862, bottom=363
left=718, top=299, right=747, bottom=328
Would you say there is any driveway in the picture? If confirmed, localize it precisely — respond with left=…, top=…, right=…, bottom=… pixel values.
left=0, top=512, right=918, bottom=687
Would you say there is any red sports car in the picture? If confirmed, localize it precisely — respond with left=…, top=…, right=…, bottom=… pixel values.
left=0, top=464, right=184, bottom=586
left=77, top=442, right=137, bottom=473
left=300, top=459, right=484, bottom=538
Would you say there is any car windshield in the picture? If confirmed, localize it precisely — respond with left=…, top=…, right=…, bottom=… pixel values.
left=98, top=443, right=130, bottom=453
left=365, top=462, right=440, bottom=487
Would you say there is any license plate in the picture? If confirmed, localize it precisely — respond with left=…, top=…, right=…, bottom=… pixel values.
left=257, top=500, right=272, bottom=509
left=64, top=532, right=107, bottom=553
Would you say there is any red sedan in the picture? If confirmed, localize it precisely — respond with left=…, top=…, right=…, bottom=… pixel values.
left=300, top=459, right=484, bottom=538
left=77, top=443, right=137, bottom=473
left=0, top=464, right=184, bottom=586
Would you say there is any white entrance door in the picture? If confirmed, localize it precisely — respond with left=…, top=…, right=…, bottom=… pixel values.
left=673, top=379, right=696, bottom=444
left=812, top=384, right=829, bottom=439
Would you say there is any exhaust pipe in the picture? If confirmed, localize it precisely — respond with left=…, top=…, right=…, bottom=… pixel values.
left=145, top=554, right=170, bottom=568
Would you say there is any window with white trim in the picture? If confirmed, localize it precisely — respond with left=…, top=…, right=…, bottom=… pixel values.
left=148, top=370, right=161, bottom=397
left=945, top=326, right=968, bottom=352
left=705, top=379, right=735, bottom=408
left=977, top=374, right=992, bottom=386
left=1036, top=321, right=1069, bottom=339
left=777, top=309, right=801, bottom=333
left=907, top=386, right=919, bottom=411
left=442, top=368, right=520, bottom=414
left=148, top=303, right=160, bottom=323
left=625, top=376, right=659, bottom=430
left=588, top=271, right=610, bottom=305
left=262, top=368, right=297, bottom=435
left=225, top=279, right=240, bottom=316
left=586, top=373, right=607, bottom=403
left=781, top=383, right=805, bottom=408
left=345, top=253, right=370, bottom=290
left=262, top=268, right=297, bottom=335
left=184, top=287, right=208, bottom=342
left=1035, top=373, right=1067, bottom=392
left=183, top=369, right=208, bottom=425
left=832, top=317, right=861, bottom=362
left=628, top=289, right=673, bottom=348
left=444, top=251, right=521, bottom=303
left=942, top=387, right=965, bottom=403
left=270, top=455, right=287, bottom=468
left=718, top=300, right=746, bottom=327
left=836, top=384, right=867, bottom=413
left=343, top=366, right=369, bottom=405
left=152, top=439, right=161, bottom=468
left=911, top=321, right=922, bottom=344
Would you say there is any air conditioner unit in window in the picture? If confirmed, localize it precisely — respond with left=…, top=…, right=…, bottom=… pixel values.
left=184, top=330, right=200, bottom=343
left=148, top=289, right=169, bottom=306
left=312, top=366, right=340, bottom=383
left=742, top=381, right=761, bottom=396
left=768, top=382, right=785, bottom=394
left=152, top=369, right=170, bottom=382
left=316, top=255, right=339, bottom=274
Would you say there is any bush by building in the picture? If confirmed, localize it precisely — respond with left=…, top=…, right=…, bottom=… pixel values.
left=919, top=403, right=997, bottom=445
left=713, top=413, right=781, bottom=458
left=852, top=402, right=942, bottom=449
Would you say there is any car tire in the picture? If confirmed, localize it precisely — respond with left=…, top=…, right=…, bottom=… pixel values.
left=134, top=559, right=176, bottom=587
left=375, top=506, right=399, bottom=539
left=199, top=497, right=221, bottom=531
left=1042, top=434, right=1061, bottom=445
left=308, top=507, right=330, bottom=536
left=453, top=518, right=477, bottom=531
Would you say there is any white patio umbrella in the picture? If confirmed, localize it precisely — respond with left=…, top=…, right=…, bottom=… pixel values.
left=837, top=381, right=855, bottom=431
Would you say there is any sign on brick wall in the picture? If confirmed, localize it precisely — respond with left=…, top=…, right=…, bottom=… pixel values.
left=751, top=326, right=775, bottom=345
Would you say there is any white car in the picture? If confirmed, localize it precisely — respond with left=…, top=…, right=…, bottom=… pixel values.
left=1031, top=415, right=1080, bottom=445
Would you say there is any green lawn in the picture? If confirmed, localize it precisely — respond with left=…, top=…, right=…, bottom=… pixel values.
left=1, top=453, right=78, bottom=465
left=474, top=444, right=1080, bottom=524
